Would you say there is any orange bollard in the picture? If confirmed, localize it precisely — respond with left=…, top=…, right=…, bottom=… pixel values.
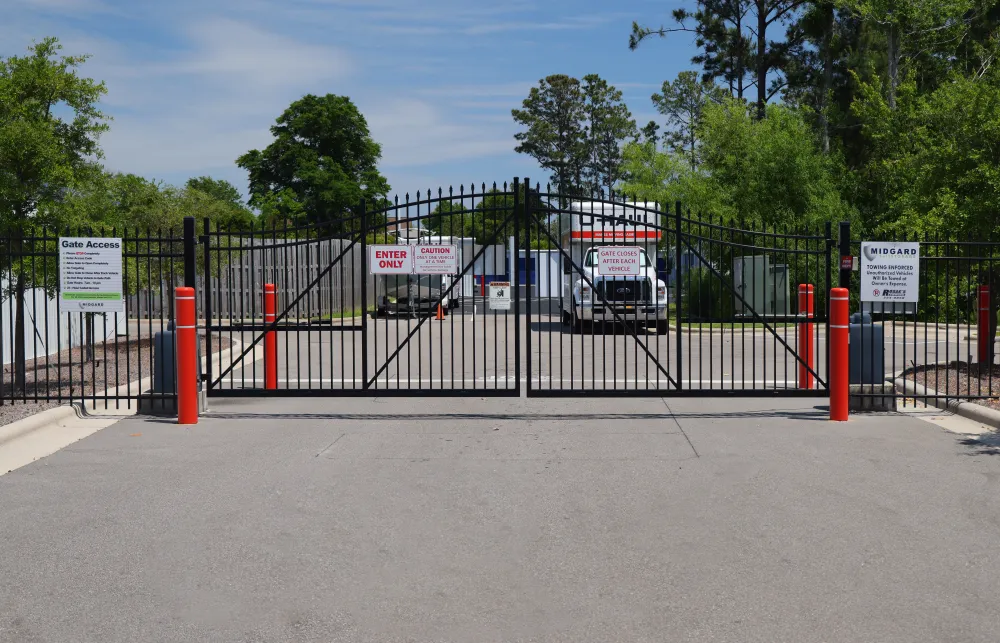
left=830, top=288, right=850, bottom=421
left=797, top=284, right=815, bottom=389
left=175, top=286, right=198, bottom=425
left=264, top=283, right=277, bottom=390
left=979, top=285, right=990, bottom=365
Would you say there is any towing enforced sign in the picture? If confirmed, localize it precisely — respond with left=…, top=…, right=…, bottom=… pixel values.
left=860, top=241, right=919, bottom=303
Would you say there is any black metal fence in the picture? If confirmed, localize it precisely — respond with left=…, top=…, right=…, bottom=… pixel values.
left=0, top=226, right=184, bottom=410
left=0, top=183, right=996, bottom=414
left=849, top=230, right=1000, bottom=410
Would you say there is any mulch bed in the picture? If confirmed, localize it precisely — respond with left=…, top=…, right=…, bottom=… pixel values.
left=900, top=362, right=1000, bottom=411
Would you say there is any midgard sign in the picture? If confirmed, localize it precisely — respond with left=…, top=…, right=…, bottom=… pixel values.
left=59, top=237, right=124, bottom=313
left=860, top=241, right=919, bottom=303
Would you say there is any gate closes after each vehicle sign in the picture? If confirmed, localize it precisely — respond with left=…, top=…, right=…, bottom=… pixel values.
left=413, top=244, right=458, bottom=275
left=489, top=281, right=511, bottom=310
left=860, top=241, right=919, bottom=303
left=369, top=245, right=413, bottom=274
left=598, top=246, right=642, bottom=276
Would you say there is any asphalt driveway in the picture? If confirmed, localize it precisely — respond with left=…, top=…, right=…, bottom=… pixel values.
left=1, top=396, right=999, bottom=642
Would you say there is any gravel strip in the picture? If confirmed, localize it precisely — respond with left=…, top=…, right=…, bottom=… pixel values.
left=903, top=362, right=1000, bottom=410
left=0, top=331, right=232, bottom=426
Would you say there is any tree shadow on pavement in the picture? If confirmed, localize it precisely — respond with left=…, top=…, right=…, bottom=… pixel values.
left=958, top=434, right=1000, bottom=456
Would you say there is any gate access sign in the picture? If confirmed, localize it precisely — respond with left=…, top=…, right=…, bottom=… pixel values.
left=598, top=246, right=642, bottom=276
left=59, top=237, right=124, bottom=313
left=860, top=241, right=919, bottom=303
left=369, top=244, right=459, bottom=275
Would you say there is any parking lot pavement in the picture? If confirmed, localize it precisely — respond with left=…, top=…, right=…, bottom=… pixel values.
left=2, top=396, right=1000, bottom=642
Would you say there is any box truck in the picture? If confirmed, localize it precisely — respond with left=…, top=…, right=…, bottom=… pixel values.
left=558, top=201, right=669, bottom=334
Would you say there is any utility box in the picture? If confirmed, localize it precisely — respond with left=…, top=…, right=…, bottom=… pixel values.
left=733, top=256, right=791, bottom=316
left=139, top=323, right=204, bottom=415
left=849, top=312, right=885, bottom=385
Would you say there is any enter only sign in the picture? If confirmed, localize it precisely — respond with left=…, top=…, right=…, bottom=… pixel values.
left=598, top=246, right=642, bottom=276
left=369, top=245, right=413, bottom=274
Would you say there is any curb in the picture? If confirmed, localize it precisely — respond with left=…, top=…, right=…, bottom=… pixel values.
left=892, top=377, right=1000, bottom=430
left=0, top=404, right=81, bottom=448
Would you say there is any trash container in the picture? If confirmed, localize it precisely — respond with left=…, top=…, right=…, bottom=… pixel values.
left=152, top=322, right=202, bottom=394
left=849, top=312, right=884, bottom=384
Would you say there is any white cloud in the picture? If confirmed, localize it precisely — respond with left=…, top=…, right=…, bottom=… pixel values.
left=365, top=99, right=513, bottom=168
left=163, top=19, right=353, bottom=88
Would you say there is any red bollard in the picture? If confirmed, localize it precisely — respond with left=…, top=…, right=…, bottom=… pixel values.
left=830, top=288, right=850, bottom=422
left=264, top=283, right=277, bottom=390
left=798, top=284, right=815, bottom=389
left=979, top=285, right=991, bottom=365
left=175, top=286, right=198, bottom=425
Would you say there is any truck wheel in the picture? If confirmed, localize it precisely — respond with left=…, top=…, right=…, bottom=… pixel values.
left=562, top=310, right=571, bottom=326
left=571, top=309, right=583, bottom=334
left=656, top=320, right=669, bottom=335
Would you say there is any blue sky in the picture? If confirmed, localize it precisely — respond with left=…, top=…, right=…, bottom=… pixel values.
left=5, top=0, right=695, bottom=200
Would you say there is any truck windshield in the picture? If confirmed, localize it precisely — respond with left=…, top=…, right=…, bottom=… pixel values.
left=584, top=249, right=652, bottom=267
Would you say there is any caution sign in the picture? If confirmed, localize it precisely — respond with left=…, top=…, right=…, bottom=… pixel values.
left=59, top=237, right=124, bottom=313
left=489, top=281, right=511, bottom=310
left=413, top=244, right=458, bottom=275
left=861, top=241, right=919, bottom=303
left=598, top=246, right=642, bottom=276
left=369, top=245, right=413, bottom=274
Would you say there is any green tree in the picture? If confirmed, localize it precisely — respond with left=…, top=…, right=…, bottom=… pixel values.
left=851, top=70, right=1000, bottom=353
left=512, top=75, right=588, bottom=198
left=237, top=94, right=390, bottom=234
left=0, top=37, right=109, bottom=390
left=618, top=140, right=727, bottom=217
left=185, top=176, right=255, bottom=229
left=631, top=1, right=755, bottom=99
left=631, top=0, right=809, bottom=118
left=581, top=74, right=638, bottom=192
left=698, top=98, right=847, bottom=225
left=652, top=71, right=728, bottom=168
left=423, top=199, right=470, bottom=237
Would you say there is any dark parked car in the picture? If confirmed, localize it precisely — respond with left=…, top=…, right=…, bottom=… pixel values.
left=376, top=275, right=459, bottom=317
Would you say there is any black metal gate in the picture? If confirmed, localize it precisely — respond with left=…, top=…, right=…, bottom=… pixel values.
left=523, top=186, right=833, bottom=397
left=203, top=179, right=831, bottom=398
left=203, top=183, right=522, bottom=396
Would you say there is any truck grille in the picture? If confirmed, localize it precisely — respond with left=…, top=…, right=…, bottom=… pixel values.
left=597, top=279, right=651, bottom=305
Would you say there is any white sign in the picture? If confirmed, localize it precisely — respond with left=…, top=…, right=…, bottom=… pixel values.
left=59, top=237, right=124, bottom=313
left=598, top=246, right=642, bottom=276
left=489, top=281, right=511, bottom=310
left=369, top=245, right=413, bottom=274
left=860, top=241, right=920, bottom=303
left=413, top=244, right=458, bottom=275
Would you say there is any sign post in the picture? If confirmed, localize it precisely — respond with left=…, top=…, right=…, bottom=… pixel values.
left=59, top=238, right=124, bottom=313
